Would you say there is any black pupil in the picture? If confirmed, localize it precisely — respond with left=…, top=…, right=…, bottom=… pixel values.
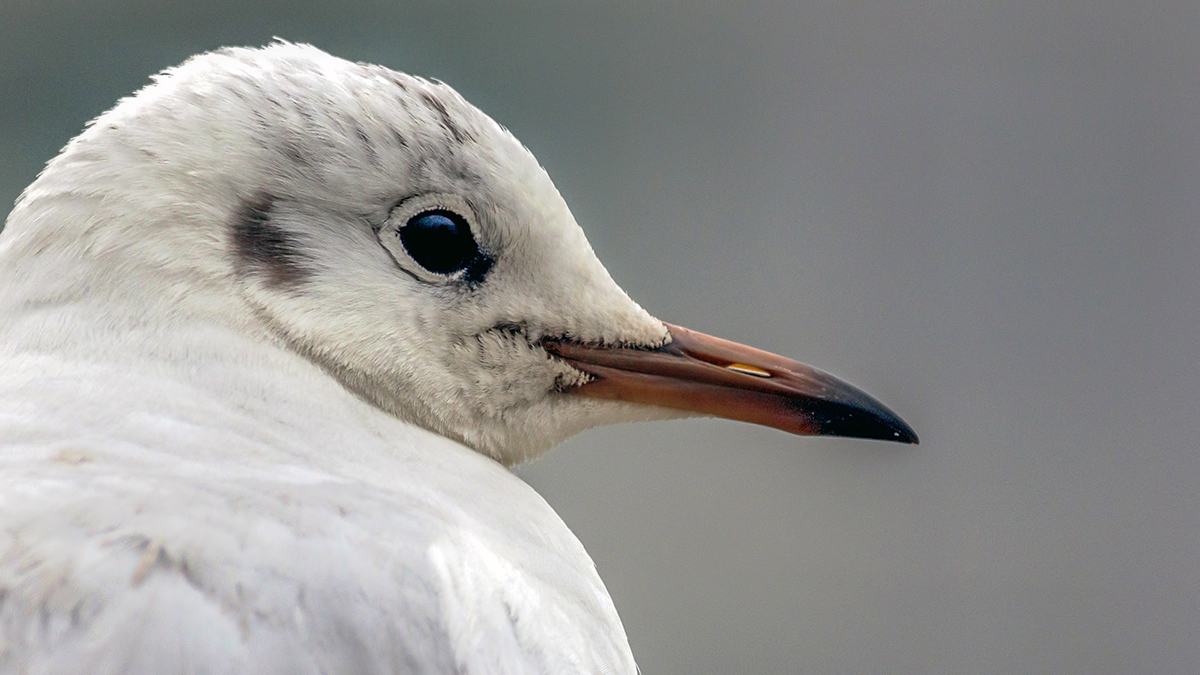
left=399, top=210, right=479, bottom=274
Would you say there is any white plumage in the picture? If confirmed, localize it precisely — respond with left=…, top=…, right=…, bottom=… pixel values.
left=0, top=43, right=914, bottom=674
left=0, top=42, right=656, bottom=674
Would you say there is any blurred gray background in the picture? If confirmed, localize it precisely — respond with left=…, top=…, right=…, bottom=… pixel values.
left=3, top=1, right=1197, bottom=672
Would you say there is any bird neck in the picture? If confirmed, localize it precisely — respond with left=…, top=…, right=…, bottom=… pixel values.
left=0, top=193, right=288, bottom=391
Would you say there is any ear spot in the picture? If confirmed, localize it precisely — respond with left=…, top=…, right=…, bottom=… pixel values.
left=230, top=193, right=311, bottom=289
left=377, top=193, right=493, bottom=285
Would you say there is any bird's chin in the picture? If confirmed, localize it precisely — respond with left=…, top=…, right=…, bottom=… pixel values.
left=480, top=393, right=694, bottom=466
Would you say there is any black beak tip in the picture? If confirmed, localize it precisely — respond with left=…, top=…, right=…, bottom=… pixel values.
left=804, top=398, right=919, bottom=445
left=823, top=415, right=918, bottom=444
left=891, top=420, right=920, bottom=445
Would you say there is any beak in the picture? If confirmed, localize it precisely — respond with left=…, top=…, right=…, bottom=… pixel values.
left=543, top=322, right=917, bottom=444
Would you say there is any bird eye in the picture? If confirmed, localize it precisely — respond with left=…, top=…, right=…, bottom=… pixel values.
left=399, top=209, right=480, bottom=275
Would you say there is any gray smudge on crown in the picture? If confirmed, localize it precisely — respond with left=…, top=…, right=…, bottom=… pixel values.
left=419, top=89, right=473, bottom=145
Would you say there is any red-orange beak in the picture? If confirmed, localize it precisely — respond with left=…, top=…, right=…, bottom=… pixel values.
left=543, top=322, right=917, bottom=444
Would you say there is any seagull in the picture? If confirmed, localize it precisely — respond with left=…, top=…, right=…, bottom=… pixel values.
left=0, top=43, right=916, bottom=674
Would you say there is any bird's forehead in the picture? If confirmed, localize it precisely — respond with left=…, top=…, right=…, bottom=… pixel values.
left=346, top=73, right=565, bottom=242
left=356, top=75, right=550, bottom=224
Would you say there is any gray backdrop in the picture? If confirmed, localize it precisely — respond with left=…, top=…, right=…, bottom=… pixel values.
left=3, top=1, right=1197, bottom=673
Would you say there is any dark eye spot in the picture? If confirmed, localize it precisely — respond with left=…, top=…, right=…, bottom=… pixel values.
left=399, top=209, right=480, bottom=275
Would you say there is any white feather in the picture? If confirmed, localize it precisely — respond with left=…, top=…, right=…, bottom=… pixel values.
left=0, top=43, right=686, bottom=673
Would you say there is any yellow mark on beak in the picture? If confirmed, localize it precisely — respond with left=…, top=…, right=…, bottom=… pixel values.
left=725, top=363, right=772, bottom=378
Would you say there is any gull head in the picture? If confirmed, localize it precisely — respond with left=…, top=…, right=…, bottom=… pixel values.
left=4, top=43, right=915, bottom=465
